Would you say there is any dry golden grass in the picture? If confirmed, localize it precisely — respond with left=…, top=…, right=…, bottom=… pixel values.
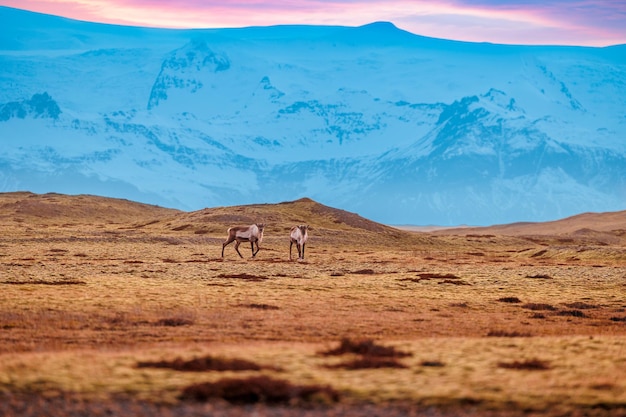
left=0, top=192, right=625, bottom=416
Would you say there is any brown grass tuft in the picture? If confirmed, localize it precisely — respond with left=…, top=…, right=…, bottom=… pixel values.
left=498, top=359, right=551, bottom=370
left=325, top=357, right=407, bottom=369
left=563, top=302, right=598, bottom=310
left=556, top=310, right=588, bottom=318
left=217, top=273, right=268, bottom=281
left=319, top=338, right=412, bottom=358
left=439, top=279, right=470, bottom=285
left=450, top=302, right=469, bottom=308
left=179, top=375, right=340, bottom=404
left=526, top=274, right=553, bottom=279
left=399, top=272, right=464, bottom=284
left=161, top=258, right=179, bottom=263
left=352, top=269, right=376, bottom=275
left=497, top=297, right=522, bottom=303
left=522, top=303, right=557, bottom=311
left=2, top=280, right=87, bottom=285
left=137, top=355, right=267, bottom=372
left=241, top=303, right=280, bottom=310
left=417, top=273, right=460, bottom=279
left=420, top=360, right=445, bottom=367
left=153, top=317, right=194, bottom=327
left=487, top=330, right=532, bottom=337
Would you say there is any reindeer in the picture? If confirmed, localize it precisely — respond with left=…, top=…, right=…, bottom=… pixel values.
left=289, top=224, right=309, bottom=260
left=221, top=223, right=265, bottom=258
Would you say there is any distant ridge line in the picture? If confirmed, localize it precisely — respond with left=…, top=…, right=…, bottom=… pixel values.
left=1, top=192, right=623, bottom=239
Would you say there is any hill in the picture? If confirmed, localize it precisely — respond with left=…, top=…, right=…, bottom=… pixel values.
left=429, top=209, right=626, bottom=246
left=2, top=191, right=623, bottom=242
left=431, top=210, right=626, bottom=235
left=0, top=192, right=417, bottom=246
left=167, top=197, right=407, bottom=238
left=0, top=191, right=178, bottom=226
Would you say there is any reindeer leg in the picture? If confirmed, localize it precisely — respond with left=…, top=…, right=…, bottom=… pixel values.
left=221, top=237, right=234, bottom=257
left=234, top=240, right=244, bottom=258
left=301, top=243, right=305, bottom=260
left=252, top=241, right=261, bottom=257
left=289, top=241, right=294, bottom=260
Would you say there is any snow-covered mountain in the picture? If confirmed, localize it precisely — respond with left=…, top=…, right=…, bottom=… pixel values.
left=1, top=6, right=625, bottom=225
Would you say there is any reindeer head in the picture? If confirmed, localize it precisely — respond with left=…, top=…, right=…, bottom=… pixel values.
left=256, top=223, right=266, bottom=241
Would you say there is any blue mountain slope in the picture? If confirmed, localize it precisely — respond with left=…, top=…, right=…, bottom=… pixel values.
left=0, top=6, right=624, bottom=225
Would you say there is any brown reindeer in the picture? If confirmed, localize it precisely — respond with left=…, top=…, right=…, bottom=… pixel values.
left=221, top=223, right=265, bottom=258
left=289, top=224, right=309, bottom=260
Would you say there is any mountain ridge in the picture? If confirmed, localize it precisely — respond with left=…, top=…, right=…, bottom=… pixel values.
left=1, top=7, right=625, bottom=225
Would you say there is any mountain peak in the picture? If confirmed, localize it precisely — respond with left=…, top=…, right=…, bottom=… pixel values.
left=359, top=21, right=399, bottom=31
left=329, top=20, right=420, bottom=45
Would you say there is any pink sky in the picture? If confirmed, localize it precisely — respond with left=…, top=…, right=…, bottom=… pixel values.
left=1, top=0, right=625, bottom=46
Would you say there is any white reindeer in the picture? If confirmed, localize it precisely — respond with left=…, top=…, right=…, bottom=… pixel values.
left=289, top=224, right=309, bottom=260
left=221, top=223, right=265, bottom=258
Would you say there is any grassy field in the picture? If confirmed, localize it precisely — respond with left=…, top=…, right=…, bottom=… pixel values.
left=0, top=192, right=625, bottom=416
